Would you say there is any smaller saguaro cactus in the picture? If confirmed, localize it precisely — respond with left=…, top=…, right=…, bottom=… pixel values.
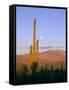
left=22, top=64, right=29, bottom=76
left=45, top=64, right=48, bottom=71
left=61, top=65, right=63, bottom=71
left=51, top=64, right=53, bottom=71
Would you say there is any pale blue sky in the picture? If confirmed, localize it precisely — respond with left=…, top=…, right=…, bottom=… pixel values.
left=16, top=6, right=66, bottom=54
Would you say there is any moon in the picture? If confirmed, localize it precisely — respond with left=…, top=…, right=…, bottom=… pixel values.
left=39, top=36, right=43, bottom=40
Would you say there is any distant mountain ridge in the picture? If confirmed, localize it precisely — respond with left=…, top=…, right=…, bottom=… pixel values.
left=16, top=50, right=66, bottom=70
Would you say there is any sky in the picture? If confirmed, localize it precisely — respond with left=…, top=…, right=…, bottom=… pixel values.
left=16, top=6, right=66, bottom=55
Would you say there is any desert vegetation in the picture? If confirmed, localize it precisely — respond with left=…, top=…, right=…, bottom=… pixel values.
left=16, top=61, right=67, bottom=84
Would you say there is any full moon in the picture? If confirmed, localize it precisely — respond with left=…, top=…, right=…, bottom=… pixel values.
left=39, top=36, right=43, bottom=40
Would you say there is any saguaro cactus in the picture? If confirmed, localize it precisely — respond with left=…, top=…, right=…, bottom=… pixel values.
left=31, top=62, right=38, bottom=73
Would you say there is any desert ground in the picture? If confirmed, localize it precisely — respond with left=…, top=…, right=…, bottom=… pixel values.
left=16, top=50, right=66, bottom=72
